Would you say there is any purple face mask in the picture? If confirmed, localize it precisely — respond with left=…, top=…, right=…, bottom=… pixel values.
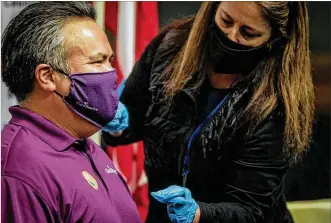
left=55, top=70, right=119, bottom=128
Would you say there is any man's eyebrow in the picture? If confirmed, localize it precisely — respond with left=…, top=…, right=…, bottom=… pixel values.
left=89, top=52, right=113, bottom=60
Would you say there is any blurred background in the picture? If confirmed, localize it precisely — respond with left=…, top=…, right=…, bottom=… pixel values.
left=1, top=1, right=330, bottom=223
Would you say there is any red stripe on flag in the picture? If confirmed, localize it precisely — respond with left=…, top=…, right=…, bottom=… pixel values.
left=104, top=1, right=124, bottom=86
left=105, top=1, right=118, bottom=34
left=135, top=2, right=159, bottom=60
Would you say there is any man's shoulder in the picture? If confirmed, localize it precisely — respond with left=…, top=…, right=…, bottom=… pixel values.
left=1, top=123, right=70, bottom=208
left=2, top=123, right=53, bottom=179
left=1, top=124, right=60, bottom=218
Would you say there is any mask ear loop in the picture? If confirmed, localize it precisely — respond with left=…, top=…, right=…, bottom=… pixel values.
left=47, top=62, right=70, bottom=76
left=54, top=90, right=65, bottom=98
left=48, top=64, right=70, bottom=98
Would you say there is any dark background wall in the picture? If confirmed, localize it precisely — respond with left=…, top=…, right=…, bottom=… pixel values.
left=158, top=2, right=331, bottom=52
left=158, top=2, right=331, bottom=201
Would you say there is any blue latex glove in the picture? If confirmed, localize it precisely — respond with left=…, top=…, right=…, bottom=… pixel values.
left=102, top=101, right=129, bottom=132
left=151, top=185, right=198, bottom=223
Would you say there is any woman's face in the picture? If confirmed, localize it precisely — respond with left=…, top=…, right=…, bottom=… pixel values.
left=215, top=2, right=272, bottom=47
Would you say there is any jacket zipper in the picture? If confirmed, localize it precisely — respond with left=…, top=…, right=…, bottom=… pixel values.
left=181, top=93, right=231, bottom=187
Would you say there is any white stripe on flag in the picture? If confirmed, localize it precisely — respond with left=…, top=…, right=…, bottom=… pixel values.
left=117, top=1, right=136, bottom=79
left=94, top=1, right=105, bottom=30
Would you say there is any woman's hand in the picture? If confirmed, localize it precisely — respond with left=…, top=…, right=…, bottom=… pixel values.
left=102, top=102, right=129, bottom=133
left=151, top=185, right=200, bottom=223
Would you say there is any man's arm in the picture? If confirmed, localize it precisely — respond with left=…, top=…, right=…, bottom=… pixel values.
left=1, top=176, right=55, bottom=223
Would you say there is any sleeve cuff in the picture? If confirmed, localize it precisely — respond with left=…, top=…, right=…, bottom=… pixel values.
left=197, top=201, right=210, bottom=222
left=197, top=201, right=225, bottom=223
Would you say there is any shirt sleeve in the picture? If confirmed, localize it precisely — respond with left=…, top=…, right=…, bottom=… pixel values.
left=1, top=176, right=55, bottom=223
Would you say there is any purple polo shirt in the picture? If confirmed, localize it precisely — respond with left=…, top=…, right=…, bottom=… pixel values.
left=1, top=106, right=142, bottom=223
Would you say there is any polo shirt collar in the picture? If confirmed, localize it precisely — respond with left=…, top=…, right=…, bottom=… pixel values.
left=9, top=106, right=81, bottom=151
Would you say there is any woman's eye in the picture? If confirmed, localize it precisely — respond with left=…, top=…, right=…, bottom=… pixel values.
left=242, top=30, right=260, bottom=39
left=243, top=32, right=255, bottom=38
left=222, top=18, right=233, bottom=26
left=94, top=60, right=103, bottom=64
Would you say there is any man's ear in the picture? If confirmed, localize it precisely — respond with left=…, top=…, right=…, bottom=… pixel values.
left=35, top=64, right=57, bottom=92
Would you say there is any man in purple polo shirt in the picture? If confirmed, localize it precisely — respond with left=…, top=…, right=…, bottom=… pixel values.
left=1, top=2, right=141, bottom=223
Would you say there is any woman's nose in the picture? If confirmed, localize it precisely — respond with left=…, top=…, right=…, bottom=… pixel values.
left=226, top=28, right=240, bottom=44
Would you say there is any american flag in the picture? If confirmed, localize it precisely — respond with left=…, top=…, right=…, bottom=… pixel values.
left=93, top=2, right=159, bottom=221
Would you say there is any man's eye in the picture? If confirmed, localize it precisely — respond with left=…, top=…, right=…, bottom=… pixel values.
left=94, top=60, right=103, bottom=64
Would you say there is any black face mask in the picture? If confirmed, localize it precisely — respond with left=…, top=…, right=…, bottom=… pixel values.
left=206, top=22, right=280, bottom=75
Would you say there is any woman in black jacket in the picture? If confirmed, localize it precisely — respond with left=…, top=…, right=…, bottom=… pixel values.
left=102, top=2, right=314, bottom=222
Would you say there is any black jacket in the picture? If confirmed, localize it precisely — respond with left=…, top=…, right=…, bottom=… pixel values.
left=102, top=28, right=294, bottom=223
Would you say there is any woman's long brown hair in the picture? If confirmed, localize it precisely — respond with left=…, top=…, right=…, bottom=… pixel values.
left=162, top=2, right=314, bottom=162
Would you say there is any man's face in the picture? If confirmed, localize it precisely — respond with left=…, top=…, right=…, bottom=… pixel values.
left=55, top=19, right=114, bottom=96
left=50, top=19, right=115, bottom=135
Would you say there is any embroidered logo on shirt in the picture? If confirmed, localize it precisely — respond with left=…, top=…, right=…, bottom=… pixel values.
left=76, top=101, right=98, bottom=112
left=82, top=171, right=98, bottom=190
left=105, top=165, right=118, bottom=174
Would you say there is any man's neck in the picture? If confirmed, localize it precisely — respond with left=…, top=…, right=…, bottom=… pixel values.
left=20, top=97, right=96, bottom=139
